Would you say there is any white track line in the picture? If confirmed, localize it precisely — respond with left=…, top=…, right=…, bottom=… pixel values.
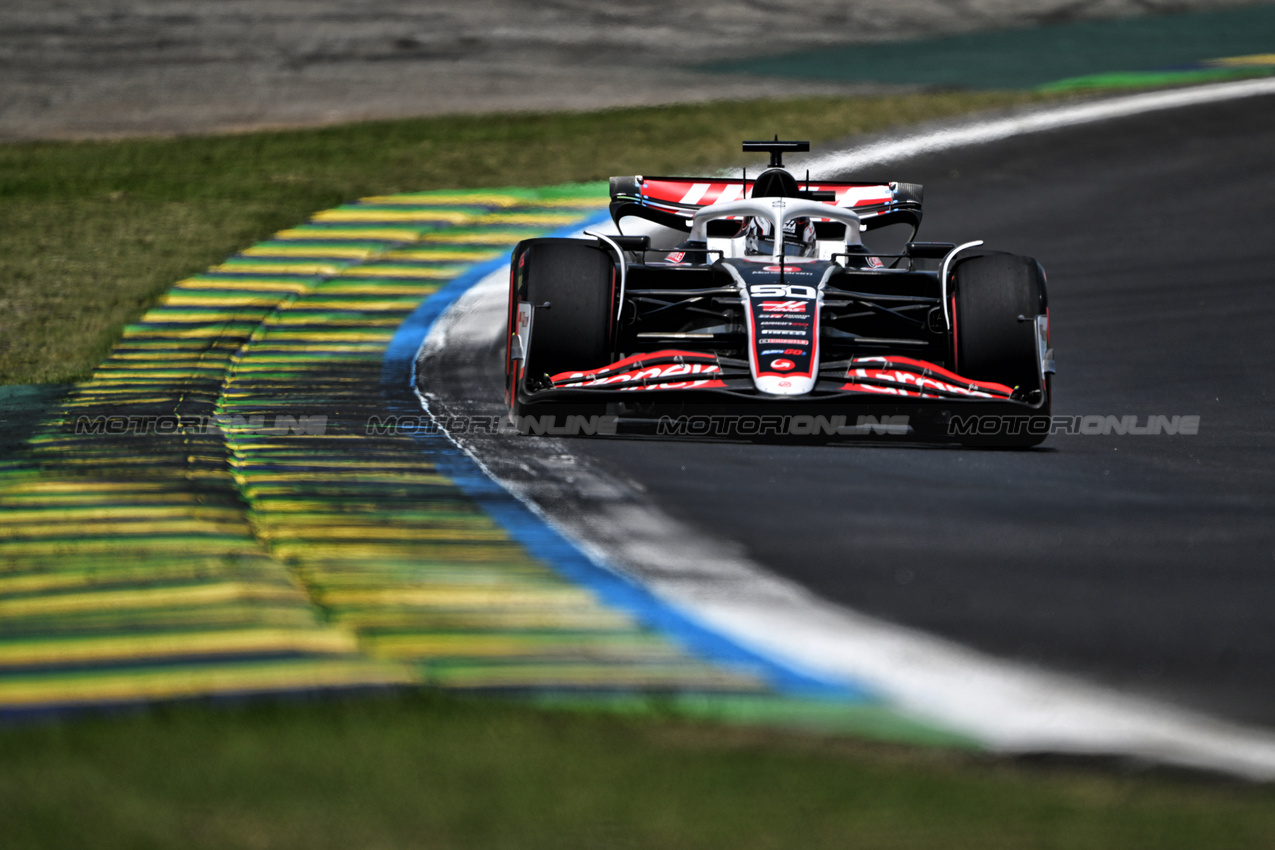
left=799, top=76, right=1275, bottom=176
left=417, top=78, right=1275, bottom=779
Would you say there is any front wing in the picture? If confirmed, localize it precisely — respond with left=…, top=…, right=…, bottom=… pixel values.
left=515, top=350, right=1051, bottom=445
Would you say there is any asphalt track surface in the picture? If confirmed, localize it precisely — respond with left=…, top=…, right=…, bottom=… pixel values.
left=468, top=95, right=1275, bottom=729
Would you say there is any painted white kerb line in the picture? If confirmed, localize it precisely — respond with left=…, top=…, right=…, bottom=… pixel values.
left=415, top=79, right=1275, bottom=779
left=799, top=75, right=1275, bottom=175
left=421, top=264, right=1275, bottom=781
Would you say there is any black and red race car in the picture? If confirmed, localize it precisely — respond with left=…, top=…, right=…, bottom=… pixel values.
left=505, top=140, right=1053, bottom=446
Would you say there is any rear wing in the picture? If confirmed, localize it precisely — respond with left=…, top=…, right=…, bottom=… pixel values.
left=609, top=176, right=923, bottom=237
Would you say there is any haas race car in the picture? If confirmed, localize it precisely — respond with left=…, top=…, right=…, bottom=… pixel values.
left=505, top=139, right=1054, bottom=446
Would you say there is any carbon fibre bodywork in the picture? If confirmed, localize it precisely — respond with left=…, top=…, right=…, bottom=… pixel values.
left=505, top=146, right=1053, bottom=445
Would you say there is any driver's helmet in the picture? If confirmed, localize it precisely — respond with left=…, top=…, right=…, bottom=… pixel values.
left=744, top=216, right=817, bottom=257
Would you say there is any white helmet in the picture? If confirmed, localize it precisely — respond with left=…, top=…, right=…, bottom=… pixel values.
left=744, top=216, right=816, bottom=258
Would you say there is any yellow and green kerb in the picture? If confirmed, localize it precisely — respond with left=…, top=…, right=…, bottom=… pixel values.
left=0, top=185, right=963, bottom=747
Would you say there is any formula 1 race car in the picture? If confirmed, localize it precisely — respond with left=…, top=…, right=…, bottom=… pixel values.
left=505, top=139, right=1054, bottom=446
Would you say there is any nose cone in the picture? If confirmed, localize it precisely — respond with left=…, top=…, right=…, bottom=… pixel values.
left=725, top=256, right=834, bottom=397
left=753, top=372, right=817, bottom=395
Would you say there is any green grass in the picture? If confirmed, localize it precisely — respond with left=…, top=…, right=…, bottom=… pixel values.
left=2, top=89, right=1275, bottom=846
left=1038, top=67, right=1275, bottom=93
left=17, top=91, right=1268, bottom=847
left=4, top=693, right=1274, bottom=850
left=0, top=91, right=1050, bottom=385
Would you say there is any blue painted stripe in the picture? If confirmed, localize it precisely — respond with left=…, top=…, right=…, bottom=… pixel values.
left=381, top=212, right=874, bottom=701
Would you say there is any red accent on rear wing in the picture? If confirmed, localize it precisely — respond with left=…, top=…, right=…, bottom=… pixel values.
left=616, top=177, right=895, bottom=221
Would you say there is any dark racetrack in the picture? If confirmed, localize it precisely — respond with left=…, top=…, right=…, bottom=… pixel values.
left=561, top=94, right=1275, bottom=728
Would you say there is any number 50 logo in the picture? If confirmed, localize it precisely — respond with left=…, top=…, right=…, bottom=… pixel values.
left=749, top=284, right=817, bottom=299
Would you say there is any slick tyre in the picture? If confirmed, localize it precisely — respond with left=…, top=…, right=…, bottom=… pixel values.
left=952, top=252, right=1046, bottom=396
left=521, top=240, right=615, bottom=387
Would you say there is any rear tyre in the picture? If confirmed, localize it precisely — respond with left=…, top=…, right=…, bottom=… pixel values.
left=952, top=252, right=1046, bottom=396
left=519, top=239, right=616, bottom=390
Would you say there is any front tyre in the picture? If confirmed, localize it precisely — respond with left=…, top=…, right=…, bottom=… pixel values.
left=510, top=239, right=616, bottom=417
left=952, top=252, right=1047, bottom=398
left=951, top=252, right=1050, bottom=447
